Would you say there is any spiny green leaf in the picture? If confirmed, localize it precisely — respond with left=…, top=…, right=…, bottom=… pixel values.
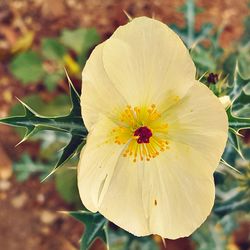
left=226, top=64, right=250, bottom=161
left=215, top=190, right=249, bottom=216
left=231, top=82, right=250, bottom=118
left=220, top=158, right=242, bottom=174
left=228, top=110, right=250, bottom=132
left=228, top=129, right=244, bottom=159
left=68, top=211, right=108, bottom=250
left=65, top=69, right=81, bottom=116
left=238, top=43, right=250, bottom=80
left=11, top=94, right=71, bottom=117
left=0, top=99, right=83, bottom=138
left=0, top=84, right=86, bottom=139
left=229, top=61, right=249, bottom=99
left=0, top=75, right=87, bottom=171
left=13, top=154, right=52, bottom=182
left=228, top=63, right=250, bottom=130
left=55, top=135, right=84, bottom=169
left=228, top=84, right=250, bottom=132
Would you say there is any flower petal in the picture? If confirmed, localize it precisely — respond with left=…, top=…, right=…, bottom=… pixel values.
left=99, top=157, right=150, bottom=236
left=78, top=117, right=150, bottom=236
left=78, top=116, right=125, bottom=211
left=141, top=142, right=215, bottom=239
left=102, top=17, right=196, bottom=107
left=89, top=139, right=216, bottom=239
left=81, top=43, right=127, bottom=131
left=164, top=82, right=228, bottom=172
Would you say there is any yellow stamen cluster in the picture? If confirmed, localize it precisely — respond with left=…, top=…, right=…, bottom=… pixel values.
left=111, top=104, right=169, bottom=162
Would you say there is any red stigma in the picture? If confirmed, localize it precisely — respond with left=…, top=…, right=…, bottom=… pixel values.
left=134, top=126, right=152, bottom=144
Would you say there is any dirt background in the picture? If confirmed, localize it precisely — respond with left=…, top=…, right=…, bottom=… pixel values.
left=0, top=0, right=249, bottom=249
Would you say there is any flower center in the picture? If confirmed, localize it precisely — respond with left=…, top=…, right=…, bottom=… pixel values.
left=111, top=104, right=169, bottom=162
left=134, top=126, right=152, bottom=144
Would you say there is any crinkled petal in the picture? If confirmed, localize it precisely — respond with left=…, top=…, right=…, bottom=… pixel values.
left=140, top=142, right=215, bottom=239
left=81, top=43, right=127, bottom=131
left=78, top=117, right=150, bottom=236
left=78, top=116, right=125, bottom=211
left=102, top=17, right=196, bottom=107
left=99, top=157, right=150, bottom=236
left=164, top=82, right=228, bottom=172
left=82, top=137, right=216, bottom=239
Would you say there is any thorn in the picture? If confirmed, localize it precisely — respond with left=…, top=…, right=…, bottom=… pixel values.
left=198, top=71, right=208, bottom=81
left=64, top=67, right=79, bottom=93
left=41, top=168, right=57, bottom=182
left=15, top=97, right=27, bottom=107
left=123, top=10, right=132, bottom=21
left=58, top=211, right=71, bottom=215
left=64, top=67, right=72, bottom=85
left=230, top=127, right=242, bottom=137
left=15, top=97, right=37, bottom=115
left=220, top=159, right=242, bottom=174
left=15, top=137, right=27, bottom=147
left=235, top=130, right=244, bottom=137
left=190, top=40, right=199, bottom=51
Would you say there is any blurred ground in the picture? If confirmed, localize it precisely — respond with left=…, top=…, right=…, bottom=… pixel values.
left=0, top=0, right=249, bottom=249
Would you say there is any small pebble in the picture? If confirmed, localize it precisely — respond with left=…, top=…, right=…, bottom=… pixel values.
left=36, top=193, right=45, bottom=204
left=40, top=210, right=57, bottom=224
left=0, top=180, right=11, bottom=191
left=11, top=193, right=28, bottom=209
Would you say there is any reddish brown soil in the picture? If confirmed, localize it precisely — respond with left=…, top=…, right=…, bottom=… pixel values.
left=0, top=0, right=249, bottom=249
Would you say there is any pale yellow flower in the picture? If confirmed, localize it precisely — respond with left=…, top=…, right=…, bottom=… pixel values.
left=78, top=17, right=228, bottom=239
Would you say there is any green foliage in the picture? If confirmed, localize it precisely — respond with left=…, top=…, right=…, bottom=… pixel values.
left=0, top=76, right=87, bottom=171
left=223, top=52, right=237, bottom=84
left=126, top=238, right=159, bottom=250
left=192, top=215, right=237, bottom=250
left=55, top=166, right=82, bottom=205
left=223, top=16, right=250, bottom=84
left=215, top=190, right=249, bottom=216
left=228, top=64, right=250, bottom=131
left=13, top=154, right=52, bottom=182
left=42, top=38, right=66, bottom=60
left=109, top=231, right=159, bottom=250
left=190, top=46, right=217, bottom=72
left=68, top=211, right=108, bottom=250
left=9, top=27, right=100, bottom=91
left=38, top=131, right=70, bottom=161
left=43, top=72, right=64, bottom=91
left=241, top=16, right=250, bottom=45
left=171, top=0, right=213, bottom=48
left=60, top=28, right=100, bottom=64
left=130, top=240, right=158, bottom=250
left=10, top=51, right=44, bottom=84
left=238, top=43, right=250, bottom=80
left=11, top=94, right=71, bottom=117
